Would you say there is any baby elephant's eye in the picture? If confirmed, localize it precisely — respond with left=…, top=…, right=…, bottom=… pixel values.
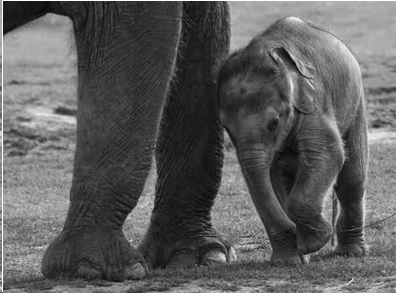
left=267, top=116, right=280, bottom=132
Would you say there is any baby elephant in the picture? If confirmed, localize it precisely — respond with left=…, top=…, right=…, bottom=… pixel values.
left=218, top=17, right=368, bottom=265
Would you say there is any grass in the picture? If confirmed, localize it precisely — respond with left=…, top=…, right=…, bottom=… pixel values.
left=3, top=2, right=396, bottom=292
left=4, top=141, right=396, bottom=292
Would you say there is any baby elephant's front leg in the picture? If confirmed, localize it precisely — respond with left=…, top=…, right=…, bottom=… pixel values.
left=288, top=124, right=345, bottom=255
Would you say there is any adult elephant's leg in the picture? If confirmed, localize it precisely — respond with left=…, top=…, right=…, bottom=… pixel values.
left=41, top=2, right=182, bottom=281
left=138, top=2, right=234, bottom=268
left=334, top=99, right=368, bottom=256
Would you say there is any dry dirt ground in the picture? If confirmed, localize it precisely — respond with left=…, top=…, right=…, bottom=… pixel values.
left=3, top=2, right=396, bottom=293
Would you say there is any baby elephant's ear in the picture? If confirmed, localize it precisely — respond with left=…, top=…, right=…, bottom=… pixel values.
left=269, top=47, right=315, bottom=114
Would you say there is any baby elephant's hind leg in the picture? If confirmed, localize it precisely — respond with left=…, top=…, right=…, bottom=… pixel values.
left=334, top=101, right=368, bottom=256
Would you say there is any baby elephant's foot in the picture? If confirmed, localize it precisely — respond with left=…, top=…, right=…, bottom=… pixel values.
left=270, top=230, right=309, bottom=266
left=335, top=229, right=367, bottom=257
left=296, top=215, right=332, bottom=255
left=334, top=243, right=368, bottom=257
left=334, top=237, right=368, bottom=257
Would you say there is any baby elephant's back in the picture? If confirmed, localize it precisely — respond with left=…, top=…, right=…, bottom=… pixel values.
left=265, top=17, right=361, bottom=84
left=263, top=17, right=364, bottom=125
left=266, top=17, right=358, bottom=70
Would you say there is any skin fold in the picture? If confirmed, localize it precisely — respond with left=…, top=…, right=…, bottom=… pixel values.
left=4, top=2, right=234, bottom=281
left=218, top=17, right=368, bottom=265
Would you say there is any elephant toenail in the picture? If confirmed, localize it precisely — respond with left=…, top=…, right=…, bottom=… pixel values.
left=229, top=247, right=237, bottom=262
left=201, top=250, right=227, bottom=265
left=301, top=254, right=310, bottom=264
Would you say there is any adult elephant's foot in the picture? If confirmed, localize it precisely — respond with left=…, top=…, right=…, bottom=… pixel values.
left=41, top=228, right=148, bottom=281
left=295, top=215, right=333, bottom=255
left=137, top=217, right=237, bottom=269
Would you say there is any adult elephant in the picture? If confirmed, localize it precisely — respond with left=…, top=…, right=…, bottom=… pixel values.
left=4, top=2, right=233, bottom=281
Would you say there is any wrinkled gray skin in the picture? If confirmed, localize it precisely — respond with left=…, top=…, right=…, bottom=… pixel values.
left=4, top=2, right=235, bottom=281
left=218, top=17, right=368, bottom=265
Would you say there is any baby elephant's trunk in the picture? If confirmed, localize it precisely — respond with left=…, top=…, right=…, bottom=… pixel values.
left=237, top=149, right=295, bottom=237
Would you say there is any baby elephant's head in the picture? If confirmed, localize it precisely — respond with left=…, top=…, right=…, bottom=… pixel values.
left=217, top=44, right=316, bottom=213
left=217, top=45, right=315, bottom=155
